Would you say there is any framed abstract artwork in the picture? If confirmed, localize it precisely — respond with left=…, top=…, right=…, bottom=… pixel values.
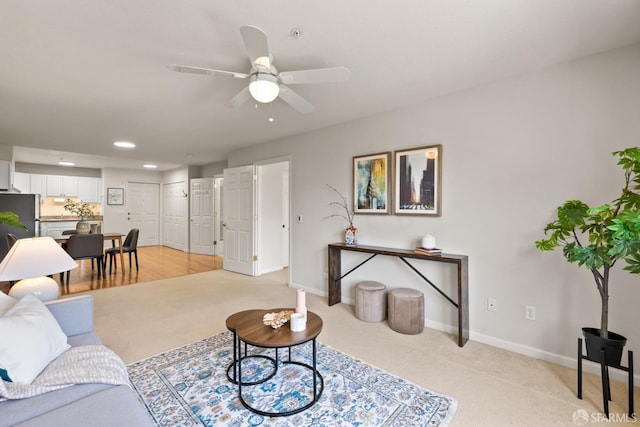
left=394, top=145, right=442, bottom=216
left=107, top=187, right=124, bottom=205
left=353, top=152, right=391, bottom=214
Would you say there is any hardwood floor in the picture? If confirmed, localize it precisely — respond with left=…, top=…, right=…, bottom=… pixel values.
left=0, top=246, right=223, bottom=296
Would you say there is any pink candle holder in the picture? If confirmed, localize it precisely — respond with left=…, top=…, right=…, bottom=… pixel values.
left=295, top=289, right=307, bottom=317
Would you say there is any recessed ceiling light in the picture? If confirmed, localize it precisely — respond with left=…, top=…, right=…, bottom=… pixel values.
left=143, top=164, right=157, bottom=169
left=114, top=141, right=136, bottom=148
left=58, top=161, right=75, bottom=166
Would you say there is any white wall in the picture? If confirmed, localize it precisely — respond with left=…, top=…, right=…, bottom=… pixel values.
left=227, top=44, right=640, bottom=370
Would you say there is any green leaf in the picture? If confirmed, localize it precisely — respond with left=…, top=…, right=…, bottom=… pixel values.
left=0, top=211, right=28, bottom=231
left=623, top=252, right=640, bottom=274
left=557, top=200, right=589, bottom=229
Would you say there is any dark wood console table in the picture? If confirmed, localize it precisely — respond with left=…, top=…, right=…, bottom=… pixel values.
left=328, top=243, right=469, bottom=347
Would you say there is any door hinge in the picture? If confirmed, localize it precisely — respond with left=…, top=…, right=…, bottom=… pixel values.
left=253, top=255, right=258, bottom=261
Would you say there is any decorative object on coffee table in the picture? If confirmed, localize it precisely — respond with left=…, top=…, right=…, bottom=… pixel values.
left=290, top=312, right=306, bottom=331
left=295, top=289, right=307, bottom=317
left=262, top=310, right=293, bottom=329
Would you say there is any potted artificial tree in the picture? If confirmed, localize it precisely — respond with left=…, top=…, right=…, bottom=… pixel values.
left=535, top=147, right=640, bottom=366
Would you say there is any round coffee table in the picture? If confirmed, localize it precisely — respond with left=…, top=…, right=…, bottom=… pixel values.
left=234, top=309, right=324, bottom=417
left=225, top=310, right=279, bottom=385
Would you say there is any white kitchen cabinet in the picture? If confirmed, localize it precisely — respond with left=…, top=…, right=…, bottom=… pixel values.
left=29, top=174, right=46, bottom=200
left=47, top=175, right=78, bottom=197
left=0, top=161, right=9, bottom=190
left=13, top=172, right=30, bottom=193
left=39, top=221, right=78, bottom=239
left=77, top=177, right=101, bottom=203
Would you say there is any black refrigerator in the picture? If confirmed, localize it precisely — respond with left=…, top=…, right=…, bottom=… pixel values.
left=0, top=193, right=40, bottom=260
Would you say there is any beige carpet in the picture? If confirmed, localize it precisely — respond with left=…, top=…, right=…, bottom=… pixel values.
left=85, top=269, right=638, bottom=426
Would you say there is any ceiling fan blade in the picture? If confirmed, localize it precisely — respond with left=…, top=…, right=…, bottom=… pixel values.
left=278, top=67, right=351, bottom=85
left=226, top=87, right=251, bottom=108
left=240, top=26, right=271, bottom=69
left=278, top=85, right=314, bottom=114
left=168, top=64, right=248, bottom=79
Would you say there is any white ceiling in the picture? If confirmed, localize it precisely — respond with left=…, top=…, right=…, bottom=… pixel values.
left=2, top=0, right=640, bottom=171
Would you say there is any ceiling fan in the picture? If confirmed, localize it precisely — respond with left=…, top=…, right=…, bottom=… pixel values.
left=169, top=25, right=351, bottom=114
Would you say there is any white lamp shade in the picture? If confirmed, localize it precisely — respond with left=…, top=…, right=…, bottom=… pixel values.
left=0, top=237, right=78, bottom=281
left=249, top=74, right=280, bottom=103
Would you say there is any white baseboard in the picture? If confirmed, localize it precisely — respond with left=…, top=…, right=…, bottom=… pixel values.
left=259, top=265, right=285, bottom=275
left=293, top=283, right=639, bottom=384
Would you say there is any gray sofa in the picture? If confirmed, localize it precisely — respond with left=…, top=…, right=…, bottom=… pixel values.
left=0, top=295, right=154, bottom=427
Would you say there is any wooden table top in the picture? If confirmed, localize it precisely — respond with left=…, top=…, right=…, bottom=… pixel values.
left=235, top=309, right=322, bottom=348
left=52, top=232, right=124, bottom=243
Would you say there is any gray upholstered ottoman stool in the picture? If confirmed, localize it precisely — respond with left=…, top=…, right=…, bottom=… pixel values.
left=388, top=287, right=425, bottom=334
left=355, top=281, right=387, bottom=322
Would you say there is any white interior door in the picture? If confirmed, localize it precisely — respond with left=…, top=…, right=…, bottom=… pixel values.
left=190, top=178, right=213, bottom=255
left=128, top=182, right=160, bottom=246
left=163, top=182, right=188, bottom=251
left=281, top=169, right=289, bottom=268
left=213, top=176, right=224, bottom=256
left=223, top=165, right=256, bottom=276
left=256, top=161, right=289, bottom=275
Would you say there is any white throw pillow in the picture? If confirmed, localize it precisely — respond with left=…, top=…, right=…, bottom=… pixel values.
left=0, top=294, right=70, bottom=384
left=0, top=292, right=16, bottom=316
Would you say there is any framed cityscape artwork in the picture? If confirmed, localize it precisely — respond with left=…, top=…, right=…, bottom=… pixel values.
left=353, top=152, right=391, bottom=214
left=393, top=145, right=442, bottom=216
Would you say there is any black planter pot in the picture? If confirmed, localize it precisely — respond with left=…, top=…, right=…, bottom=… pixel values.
left=582, top=327, right=627, bottom=366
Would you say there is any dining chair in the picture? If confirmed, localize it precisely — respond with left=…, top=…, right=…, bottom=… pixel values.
left=63, top=233, right=105, bottom=285
left=105, top=229, right=139, bottom=274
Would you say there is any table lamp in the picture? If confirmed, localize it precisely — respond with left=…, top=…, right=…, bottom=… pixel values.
left=0, top=236, right=78, bottom=301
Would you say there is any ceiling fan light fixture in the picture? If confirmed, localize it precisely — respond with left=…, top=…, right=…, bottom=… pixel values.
left=249, top=74, right=279, bottom=103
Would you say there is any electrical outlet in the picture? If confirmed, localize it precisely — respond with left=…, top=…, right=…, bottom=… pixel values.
left=322, top=272, right=328, bottom=279
left=487, top=297, right=497, bottom=312
left=526, top=305, right=536, bottom=320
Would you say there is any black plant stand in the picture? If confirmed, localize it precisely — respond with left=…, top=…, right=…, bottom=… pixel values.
left=577, top=338, right=635, bottom=419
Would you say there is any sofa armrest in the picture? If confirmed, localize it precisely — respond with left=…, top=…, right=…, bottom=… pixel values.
left=45, top=295, right=94, bottom=337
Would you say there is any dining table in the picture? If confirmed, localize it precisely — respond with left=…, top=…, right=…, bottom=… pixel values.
left=53, top=232, right=126, bottom=274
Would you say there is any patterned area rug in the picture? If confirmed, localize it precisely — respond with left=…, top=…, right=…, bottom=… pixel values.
left=128, top=332, right=457, bottom=426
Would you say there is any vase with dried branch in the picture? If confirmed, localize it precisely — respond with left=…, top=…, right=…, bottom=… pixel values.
left=324, top=184, right=357, bottom=246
